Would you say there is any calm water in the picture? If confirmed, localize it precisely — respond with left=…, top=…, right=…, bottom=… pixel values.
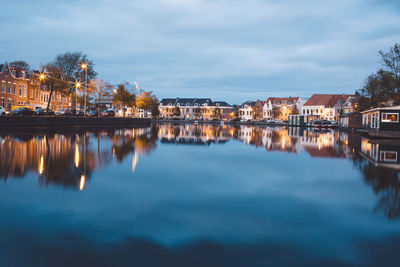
left=1, top=123, right=400, bottom=267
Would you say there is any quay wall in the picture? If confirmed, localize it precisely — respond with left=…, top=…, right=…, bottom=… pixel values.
left=0, top=116, right=151, bottom=128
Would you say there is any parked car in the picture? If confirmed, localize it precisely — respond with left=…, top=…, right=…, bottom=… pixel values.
left=0, top=106, right=5, bottom=116
left=56, top=108, right=73, bottom=116
left=87, top=110, right=98, bottom=117
left=101, top=109, right=116, bottom=117
left=35, top=108, right=55, bottom=116
left=11, top=107, right=35, bottom=116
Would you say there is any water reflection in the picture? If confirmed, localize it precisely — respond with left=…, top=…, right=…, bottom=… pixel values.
left=157, top=123, right=400, bottom=220
left=0, top=127, right=158, bottom=190
left=1, top=123, right=400, bottom=220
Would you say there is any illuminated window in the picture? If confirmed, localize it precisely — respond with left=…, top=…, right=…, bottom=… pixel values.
left=380, top=151, right=398, bottom=162
left=381, top=113, right=399, bottom=123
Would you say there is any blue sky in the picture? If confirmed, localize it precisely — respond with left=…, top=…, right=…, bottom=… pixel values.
left=1, top=0, right=399, bottom=104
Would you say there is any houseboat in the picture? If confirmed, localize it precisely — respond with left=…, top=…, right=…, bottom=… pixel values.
left=361, top=106, right=400, bottom=138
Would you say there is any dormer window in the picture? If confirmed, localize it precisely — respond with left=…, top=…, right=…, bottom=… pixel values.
left=177, top=103, right=180, bottom=106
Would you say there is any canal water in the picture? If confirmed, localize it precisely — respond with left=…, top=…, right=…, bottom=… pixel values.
left=0, top=123, right=400, bottom=266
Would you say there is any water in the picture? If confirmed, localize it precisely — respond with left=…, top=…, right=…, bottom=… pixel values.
left=1, top=123, right=400, bottom=267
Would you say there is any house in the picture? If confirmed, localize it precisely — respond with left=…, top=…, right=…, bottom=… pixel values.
left=340, top=112, right=362, bottom=129
left=361, top=106, right=400, bottom=132
left=158, top=98, right=232, bottom=120
left=301, top=94, right=356, bottom=122
left=263, top=97, right=305, bottom=120
left=239, top=101, right=256, bottom=121
left=1, top=63, right=72, bottom=112
left=0, top=63, right=29, bottom=111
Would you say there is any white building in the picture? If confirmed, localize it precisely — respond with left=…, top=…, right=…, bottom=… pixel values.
left=262, top=97, right=306, bottom=120
left=159, top=98, right=232, bottom=120
left=301, top=94, right=356, bottom=121
left=239, top=102, right=256, bottom=121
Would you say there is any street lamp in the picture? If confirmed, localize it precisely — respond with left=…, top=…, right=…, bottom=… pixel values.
left=75, top=81, right=81, bottom=112
left=81, top=63, right=88, bottom=116
left=38, top=72, right=45, bottom=107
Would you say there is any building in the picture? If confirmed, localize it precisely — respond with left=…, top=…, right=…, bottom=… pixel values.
left=0, top=63, right=29, bottom=111
left=361, top=106, right=400, bottom=132
left=239, top=101, right=256, bottom=121
left=301, top=94, right=356, bottom=121
left=158, top=98, right=232, bottom=120
left=1, top=62, right=72, bottom=112
left=263, top=97, right=305, bottom=120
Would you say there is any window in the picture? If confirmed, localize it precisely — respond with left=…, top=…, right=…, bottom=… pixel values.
left=30, top=90, right=33, bottom=98
left=7, top=83, right=11, bottom=93
left=1, top=81, right=5, bottom=92
left=380, top=151, right=398, bottom=162
left=19, top=85, right=23, bottom=96
left=13, top=84, right=16, bottom=94
left=1, top=98, right=5, bottom=108
left=381, top=112, right=399, bottom=123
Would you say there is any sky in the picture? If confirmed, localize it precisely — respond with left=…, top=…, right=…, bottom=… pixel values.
left=1, top=0, right=400, bottom=104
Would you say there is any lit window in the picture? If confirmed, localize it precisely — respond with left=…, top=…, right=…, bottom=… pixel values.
left=381, top=113, right=399, bottom=123
left=380, top=151, right=398, bottom=162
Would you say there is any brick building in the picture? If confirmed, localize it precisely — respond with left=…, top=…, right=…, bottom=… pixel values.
left=0, top=62, right=72, bottom=112
left=0, top=63, right=29, bottom=111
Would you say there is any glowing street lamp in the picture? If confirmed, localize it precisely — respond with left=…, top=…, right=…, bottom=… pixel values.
left=74, top=80, right=81, bottom=111
left=38, top=72, right=46, bottom=106
left=81, top=63, right=88, bottom=116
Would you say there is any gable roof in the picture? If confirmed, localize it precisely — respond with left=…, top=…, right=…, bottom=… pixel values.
left=266, top=97, right=299, bottom=105
left=303, top=94, right=354, bottom=107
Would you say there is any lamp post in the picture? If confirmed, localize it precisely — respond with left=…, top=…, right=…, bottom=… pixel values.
left=81, top=63, right=88, bottom=116
left=39, top=73, right=45, bottom=107
left=75, top=81, right=81, bottom=112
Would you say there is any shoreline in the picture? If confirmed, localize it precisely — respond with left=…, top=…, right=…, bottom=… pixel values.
left=0, top=116, right=151, bottom=128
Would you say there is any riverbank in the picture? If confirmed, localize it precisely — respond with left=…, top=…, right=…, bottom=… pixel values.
left=0, top=116, right=151, bottom=128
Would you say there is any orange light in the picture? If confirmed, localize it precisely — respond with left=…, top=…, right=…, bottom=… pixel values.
left=80, top=174, right=86, bottom=191
left=38, top=155, right=44, bottom=175
left=81, top=63, right=87, bottom=69
left=39, top=74, right=45, bottom=80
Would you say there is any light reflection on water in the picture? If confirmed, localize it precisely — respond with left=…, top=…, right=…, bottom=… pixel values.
left=0, top=123, right=400, bottom=266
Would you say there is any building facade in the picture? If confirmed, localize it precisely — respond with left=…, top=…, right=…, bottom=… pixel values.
left=239, top=101, right=256, bottom=121
left=301, top=94, right=355, bottom=121
left=159, top=98, right=232, bottom=120
left=263, top=97, right=305, bottom=120
left=0, top=63, right=72, bottom=112
left=0, top=63, right=29, bottom=111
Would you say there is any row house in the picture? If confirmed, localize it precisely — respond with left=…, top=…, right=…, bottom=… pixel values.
left=301, top=94, right=356, bottom=121
left=263, top=97, right=306, bottom=120
left=0, top=63, right=72, bottom=112
left=239, top=101, right=257, bottom=121
left=0, top=63, right=29, bottom=111
left=159, top=98, right=233, bottom=120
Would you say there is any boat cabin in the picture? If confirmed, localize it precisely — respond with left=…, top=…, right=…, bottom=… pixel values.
left=340, top=112, right=361, bottom=129
left=361, top=106, right=400, bottom=131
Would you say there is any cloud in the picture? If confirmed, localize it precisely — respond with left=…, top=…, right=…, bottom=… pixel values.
left=0, top=0, right=400, bottom=103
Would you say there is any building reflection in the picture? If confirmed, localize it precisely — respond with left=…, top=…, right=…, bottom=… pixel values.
left=1, top=123, right=399, bottom=220
left=0, top=126, right=158, bottom=190
left=156, top=123, right=400, bottom=220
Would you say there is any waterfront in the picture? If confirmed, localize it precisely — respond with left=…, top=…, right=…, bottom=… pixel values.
left=1, top=123, right=400, bottom=266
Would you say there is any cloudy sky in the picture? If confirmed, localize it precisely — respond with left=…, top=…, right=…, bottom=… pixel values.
left=1, top=0, right=399, bottom=103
